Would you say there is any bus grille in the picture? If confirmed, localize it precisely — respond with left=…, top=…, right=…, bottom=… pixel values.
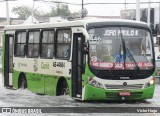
left=105, top=84, right=143, bottom=90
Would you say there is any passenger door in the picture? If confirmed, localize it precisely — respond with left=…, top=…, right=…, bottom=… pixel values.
left=4, top=33, right=14, bottom=87
left=71, top=33, right=85, bottom=99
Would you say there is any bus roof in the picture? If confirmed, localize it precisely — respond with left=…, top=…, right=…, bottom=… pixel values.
left=4, top=18, right=149, bottom=31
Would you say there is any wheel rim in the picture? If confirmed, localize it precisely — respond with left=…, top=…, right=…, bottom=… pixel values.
left=62, top=88, right=69, bottom=95
left=61, top=81, right=69, bottom=95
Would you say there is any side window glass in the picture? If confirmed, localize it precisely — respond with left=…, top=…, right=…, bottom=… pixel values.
left=41, top=30, right=54, bottom=58
left=56, top=29, right=71, bottom=59
left=27, top=31, right=40, bottom=58
left=15, top=31, right=26, bottom=57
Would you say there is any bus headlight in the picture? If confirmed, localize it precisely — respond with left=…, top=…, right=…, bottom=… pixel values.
left=88, top=77, right=104, bottom=89
left=149, top=79, right=155, bottom=85
left=144, top=78, right=155, bottom=88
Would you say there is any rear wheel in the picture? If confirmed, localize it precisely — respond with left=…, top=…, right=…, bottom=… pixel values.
left=60, top=81, right=69, bottom=95
left=18, top=75, right=27, bottom=89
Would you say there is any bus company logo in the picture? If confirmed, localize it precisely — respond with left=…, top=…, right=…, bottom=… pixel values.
left=41, top=62, right=49, bottom=69
left=123, top=82, right=127, bottom=86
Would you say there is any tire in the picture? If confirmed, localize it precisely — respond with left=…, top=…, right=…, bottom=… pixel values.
left=18, top=75, right=27, bottom=89
left=60, top=81, right=69, bottom=95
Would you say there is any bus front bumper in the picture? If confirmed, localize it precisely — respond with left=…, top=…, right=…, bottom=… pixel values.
left=83, top=84, right=155, bottom=100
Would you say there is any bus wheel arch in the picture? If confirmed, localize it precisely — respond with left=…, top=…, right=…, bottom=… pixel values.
left=18, top=72, right=27, bottom=89
left=56, top=77, right=69, bottom=96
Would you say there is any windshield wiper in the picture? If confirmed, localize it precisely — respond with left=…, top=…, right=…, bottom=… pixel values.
left=110, top=27, right=140, bottom=71
left=119, top=27, right=140, bottom=71
left=126, top=48, right=140, bottom=71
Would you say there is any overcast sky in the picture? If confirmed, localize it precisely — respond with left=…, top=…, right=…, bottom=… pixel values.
left=0, top=0, right=159, bottom=18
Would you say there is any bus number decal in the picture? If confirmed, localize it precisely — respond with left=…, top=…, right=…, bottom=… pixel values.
left=53, top=62, right=65, bottom=68
left=90, top=36, right=101, bottom=41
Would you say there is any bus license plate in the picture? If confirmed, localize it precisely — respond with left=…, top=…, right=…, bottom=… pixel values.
left=119, top=92, right=131, bottom=96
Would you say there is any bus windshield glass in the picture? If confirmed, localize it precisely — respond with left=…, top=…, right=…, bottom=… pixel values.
left=88, top=27, right=154, bottom=70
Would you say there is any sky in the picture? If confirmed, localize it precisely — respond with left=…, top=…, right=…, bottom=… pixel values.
left=0, top=0, right=159, bottom=18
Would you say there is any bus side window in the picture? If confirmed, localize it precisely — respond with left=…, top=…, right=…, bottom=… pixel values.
left=28, top=45, right=33, bottom=57
left=15, top=31, right=26, bottom=57
left=27, top=31, right=40, bottom=58
left=56, top=29, right=71, bottom=59
left=41, top=30, right=54, bottom=58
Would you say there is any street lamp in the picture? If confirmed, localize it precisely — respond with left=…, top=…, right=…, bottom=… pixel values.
left=81, top=0, right=88, bottom=18
left=81, top=9, right=88, bottom=18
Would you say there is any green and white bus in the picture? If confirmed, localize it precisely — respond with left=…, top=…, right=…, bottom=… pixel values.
left=2, top=19, right=155, bottom=100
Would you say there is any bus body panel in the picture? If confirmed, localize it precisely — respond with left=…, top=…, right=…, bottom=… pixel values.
left=13, top=70, right=71, bottom=96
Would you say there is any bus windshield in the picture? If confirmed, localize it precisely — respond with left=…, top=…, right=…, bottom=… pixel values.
left=88, top=27, right=154, bottom=70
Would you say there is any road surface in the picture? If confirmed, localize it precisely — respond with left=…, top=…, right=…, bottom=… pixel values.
left=0, top=74, right=159, bottom=115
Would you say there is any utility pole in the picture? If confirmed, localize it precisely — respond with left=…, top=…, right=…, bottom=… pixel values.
left=6, top=0, right=10, bottom=25
left=81, top=0, right=88, bottom=18
left=136, top=0, right=140, bottom=21
left=125, top=0, right=127, bottom=10
left=81, top=0, right=84, bottom=18
left=32, top=0, right=35, bottom=23
left=147, top=0, right=151, bottom=26
left=82, top=0, right=84, bottom=9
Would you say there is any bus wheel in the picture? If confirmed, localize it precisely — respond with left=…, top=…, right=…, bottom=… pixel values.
left=18, top=75, right=27, bottom=89
left=60, top=81, right=69, bottom=95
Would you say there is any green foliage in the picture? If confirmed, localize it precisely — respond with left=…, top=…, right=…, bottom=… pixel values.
left=12, top=6, right=32, bottom=19
left=55, top=4, right=71, bottom=16
left=12, top=4, right=80, bottom=19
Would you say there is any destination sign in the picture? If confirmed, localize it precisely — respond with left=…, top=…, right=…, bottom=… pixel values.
left=103, top=29, right=139, bottom=37
left=91, top=62, right=153, bottom=69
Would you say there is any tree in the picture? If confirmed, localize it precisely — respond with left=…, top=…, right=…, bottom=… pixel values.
left=12, top=4, right=80, bottom=20
left=12, top=6, right=32, bottom=19
left=12, top=6, right=50, bottom=19
left=53, top=4, right=71, bottom=16
left=50, top=3, right=81, bottom=18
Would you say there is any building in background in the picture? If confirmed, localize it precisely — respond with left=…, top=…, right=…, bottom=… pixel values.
left=121, top=8, right=160, bottom=52
left=121, top=8, right=155, bottom=30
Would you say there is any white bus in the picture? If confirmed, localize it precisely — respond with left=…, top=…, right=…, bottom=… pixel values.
left=2, top=19, right=155, bottom=100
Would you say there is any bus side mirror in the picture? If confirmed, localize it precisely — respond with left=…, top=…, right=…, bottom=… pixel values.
left=83, top=42, right=88, bottom=54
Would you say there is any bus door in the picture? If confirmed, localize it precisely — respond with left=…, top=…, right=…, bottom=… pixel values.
left=72, top=33, right=85, bottom=99
left=4, top=34, right=14, bottom=87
